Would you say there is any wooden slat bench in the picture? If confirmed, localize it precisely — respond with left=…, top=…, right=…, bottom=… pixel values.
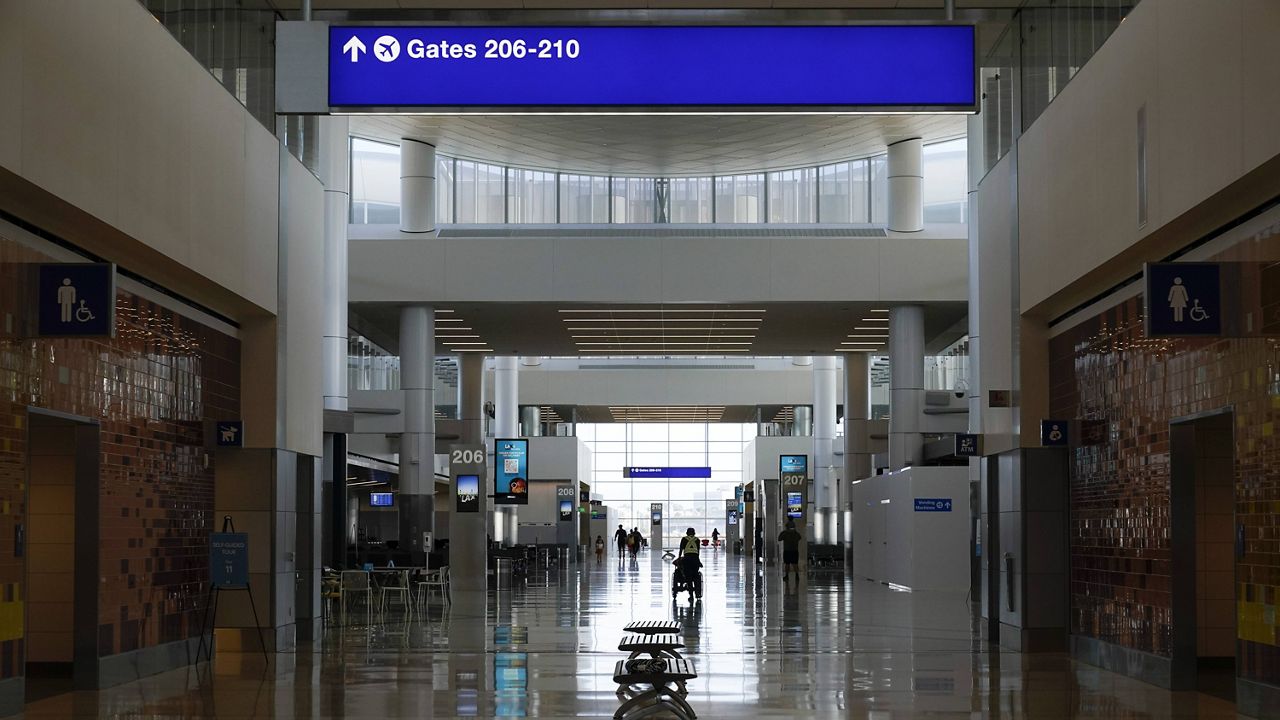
left=613, top=658, right=698, bottom=720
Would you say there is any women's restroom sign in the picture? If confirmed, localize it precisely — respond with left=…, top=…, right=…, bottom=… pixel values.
left=1144, top=262, right=1221, bottom=337
left=38, top=263, right=116, bottom=337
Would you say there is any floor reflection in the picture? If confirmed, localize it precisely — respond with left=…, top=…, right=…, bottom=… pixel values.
left=16, top=549, right=1248, bottom=718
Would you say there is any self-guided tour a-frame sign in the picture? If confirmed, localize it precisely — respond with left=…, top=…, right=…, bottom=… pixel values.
left=326, top=25, right=976, bottom=112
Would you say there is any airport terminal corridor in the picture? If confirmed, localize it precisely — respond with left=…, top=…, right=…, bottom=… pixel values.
left=5, top=0, right=1280, bottom=717
left=16, top=551, right=1242, bottom=719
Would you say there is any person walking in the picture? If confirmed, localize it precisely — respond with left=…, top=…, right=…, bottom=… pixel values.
left=614, top=524, right=628, bottom=555
left=595, top=535, right=606, bottom=565
left=779, top=519, right=803, bottom=584
left=711, top=528, right=721, bottom=550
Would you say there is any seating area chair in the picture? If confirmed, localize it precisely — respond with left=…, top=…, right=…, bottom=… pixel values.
left=379, top=569, right=414, bottom=617
left=339, top=570, right=373, bottom=626
left=416, top=566, right=450, bottom=610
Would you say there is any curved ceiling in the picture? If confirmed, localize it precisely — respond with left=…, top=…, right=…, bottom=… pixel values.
left=349, top=113, right=966, bottom=176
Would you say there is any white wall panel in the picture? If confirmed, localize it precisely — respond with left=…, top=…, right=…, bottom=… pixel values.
left=1018, top=0, right=1280, bottom=313
left=2, top=0, right=281, bottom=314
left=349, top=225, right=966, bottom=304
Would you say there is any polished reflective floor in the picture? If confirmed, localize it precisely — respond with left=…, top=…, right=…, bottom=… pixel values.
left=18, top=550, right=1246, bottom=718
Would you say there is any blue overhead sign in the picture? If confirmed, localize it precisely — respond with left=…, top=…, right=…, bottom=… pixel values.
left=914, top=498, right=953, bottom=512
left=624, top=467, right=712, bottom=479
left=1144, top=262, right=1222, bottom=337
left=37, top=263, right=115, bottom=338
left=328, top=25, right=976, bottom=110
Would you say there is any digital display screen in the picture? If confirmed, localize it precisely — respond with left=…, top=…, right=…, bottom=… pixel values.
left=786, top=492, right=803, bottom=519
left=494, top=439, right=529, bottom=505
left=559, top=499, right=574, bottom=522
left=329, top=25, right=977, bottom=111
left=369, top=492, right=393, bottom=507
left=727, top=510, right=738, bottom=526
left=456, top=474, right=479, bottom=513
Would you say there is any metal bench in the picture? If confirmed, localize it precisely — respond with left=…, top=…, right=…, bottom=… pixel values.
left=618, top=633, right=685, bottom=660
left=618, top=634, right=689, bottom=693
left=613, top=658, right=698, bottom=720
left=623, top=620, right=682, bottom=636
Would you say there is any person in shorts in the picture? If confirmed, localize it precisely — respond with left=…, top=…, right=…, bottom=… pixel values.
left=778, top=519, right=803, bottom=584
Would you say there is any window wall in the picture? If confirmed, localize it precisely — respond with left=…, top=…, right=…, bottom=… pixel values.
left=580, top=423, right=753, bottom=546
left=348, top=136, right=967, bottom=226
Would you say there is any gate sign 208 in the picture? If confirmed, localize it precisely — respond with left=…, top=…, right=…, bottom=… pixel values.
left=329, top=25, right=976, bottom=111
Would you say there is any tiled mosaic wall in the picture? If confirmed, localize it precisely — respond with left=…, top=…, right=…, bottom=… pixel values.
left=0, top=231, right=239, bottom=675
left=1050, top=221, right=1280, bottom=687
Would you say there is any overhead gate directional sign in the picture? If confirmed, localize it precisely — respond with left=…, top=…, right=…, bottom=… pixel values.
left=311, top=25, right=976, bottom=113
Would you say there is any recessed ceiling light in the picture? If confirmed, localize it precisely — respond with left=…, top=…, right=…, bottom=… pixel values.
left=559, top=309, right=766, bottom=313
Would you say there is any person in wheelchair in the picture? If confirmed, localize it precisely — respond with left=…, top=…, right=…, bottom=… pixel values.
left=672, top=547, right=704, bottom=600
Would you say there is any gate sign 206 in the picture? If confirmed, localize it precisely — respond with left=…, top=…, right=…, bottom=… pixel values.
left=329, top=25, right=976, bottom=111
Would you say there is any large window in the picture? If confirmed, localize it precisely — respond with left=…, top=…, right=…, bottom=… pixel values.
left=456, top=160, right=505, bottom=223
left=768, top=168, right=817, bottom=223
left=580, top=423, right=754, bottom=546
left=922, top=138, right=968, bottom=223
left=714, top=174, right=765, bottom=224
left=611, top=177, right=657, bottom=223
left=817, top=161, right=870, bottom=223
left=560, top=174, right=610, bottom=223
left=669, top=178, right=713, bottom=223
left=350, top=137, right=401, bottom=224
left=507, top=168, right=557, bottom=223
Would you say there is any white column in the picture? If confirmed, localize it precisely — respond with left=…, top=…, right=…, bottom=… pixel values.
left=320, top=117, right=349, bottom=412
left=792, top=406, right=813, bottom=437
left=494, top=356, right=520, bottom=546
left=889, top=305, right=925, bottom=470
left=812, top=356, right=838, bottom=545
left=494, top=357, right=520, bottom=438
left=399, top=305, right=436, bottom=559
left=887, top=137, right=924, bottom=233
left=842, top=352, right=870, bottom=551
left=458, top=354, right=485, bottom=445
left=400, top=138, right=436, bottom=233
left=843, top=352, right=871, bottom=481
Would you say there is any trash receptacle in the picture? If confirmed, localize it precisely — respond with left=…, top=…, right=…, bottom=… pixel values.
left=496, top=558, right=513, bottom=589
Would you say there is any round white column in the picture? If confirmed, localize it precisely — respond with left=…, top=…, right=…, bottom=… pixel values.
left=494, top=357, right=520, bottom=546
left=887, top=137, right=924, bottom=233
left=889, top=305, right=925, bottom=470
left=320, top=117, right=350, bottom=412
left=813, top=355, right=838, bottom=545
left=400, top=138, right=436, bottom=233
left=399, top=305, right=436, bottom=560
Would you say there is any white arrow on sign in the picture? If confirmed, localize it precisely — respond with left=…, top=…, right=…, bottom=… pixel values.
left=343, top=36, right=367, bottom=62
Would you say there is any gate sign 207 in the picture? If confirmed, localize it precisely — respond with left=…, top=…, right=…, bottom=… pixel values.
left=328, top=25, right=976, bottom=111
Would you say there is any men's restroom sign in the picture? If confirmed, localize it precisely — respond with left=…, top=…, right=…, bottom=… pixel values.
left=1144, top=262, right=1221, bottom=337
left=38, top=263, right=116, bottom=337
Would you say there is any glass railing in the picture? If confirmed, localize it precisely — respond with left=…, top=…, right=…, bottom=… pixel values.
left=981, top=0, right=1140, bottom=173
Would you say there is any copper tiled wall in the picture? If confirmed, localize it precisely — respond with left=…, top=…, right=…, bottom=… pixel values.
left=1050, top=231, right=1280, bottom=687
left=0, top=232, right=239, bottom=675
